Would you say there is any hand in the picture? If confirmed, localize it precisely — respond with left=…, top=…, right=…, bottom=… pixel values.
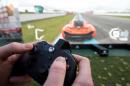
left=0, top=42, right=33, bottom=86
left=72, top=54, right=94, bottom=86
left=43, top=54, right=93, bottom=86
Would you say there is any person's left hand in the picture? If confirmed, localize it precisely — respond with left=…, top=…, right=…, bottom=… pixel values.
left=0, top=42, right=33, bottom=86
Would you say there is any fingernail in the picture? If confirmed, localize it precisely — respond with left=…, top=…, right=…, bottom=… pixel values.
left=56, top=56, right=66, bottom=63
left=24, top=43, right=33, bottom=49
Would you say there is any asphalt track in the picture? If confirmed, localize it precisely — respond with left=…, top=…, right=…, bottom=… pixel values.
left=83, top=14, right=130, bottom=44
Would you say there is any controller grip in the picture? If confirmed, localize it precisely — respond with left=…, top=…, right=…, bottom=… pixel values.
left=11, top=54, right=30, bottom=76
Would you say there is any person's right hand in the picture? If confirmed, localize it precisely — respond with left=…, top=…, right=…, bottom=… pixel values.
left=72, top=54, right=94, bottom=86
left=43, top=54, right=94, bottom=86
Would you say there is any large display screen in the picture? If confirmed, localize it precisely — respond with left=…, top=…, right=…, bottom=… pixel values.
left=0, top=0, right=130, bottom=45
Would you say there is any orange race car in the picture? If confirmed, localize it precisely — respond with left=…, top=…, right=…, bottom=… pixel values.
left=62, top=14, right=96, bottom=41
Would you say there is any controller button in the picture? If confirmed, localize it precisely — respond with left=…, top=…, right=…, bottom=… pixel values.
left=48, top=47, right=55, bottom=52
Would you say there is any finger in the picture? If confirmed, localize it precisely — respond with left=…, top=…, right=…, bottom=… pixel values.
left=7, top=54, right=22, bottom=65
left=9, top=75, right=31, bottom=83
left=0, top=42, right=33, bottom=60
left=44, top=57, right=66, bottom=86
left=8, top=83, right=25, bottom=86
left=0, top=55, right=19, bottom=76
left=8, top=75, right=31, bottom=86
left=72, top=54, right=94, bottom=86
left=73, top=54, right=87, bottom=63
left=0, top=55, right=19, bottom=86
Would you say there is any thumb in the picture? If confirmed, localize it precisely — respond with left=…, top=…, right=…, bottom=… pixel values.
left=44, top=57, right=66, bottom=86
left=0, top=55, right=19, bottom=86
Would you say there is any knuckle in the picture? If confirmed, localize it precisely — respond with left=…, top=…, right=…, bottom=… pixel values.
left=51, top=62, right=66, bottom=74
left=9, top=42, right=22, bottom=51
left=10, top=42, right=19, bottom=49
left=73, top=81, right=93, bottom=86
left=82, top=57, right=90, bottom=63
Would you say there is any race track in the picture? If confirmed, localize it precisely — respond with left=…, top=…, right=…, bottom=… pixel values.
left=83, top=14, right=130, bottom=44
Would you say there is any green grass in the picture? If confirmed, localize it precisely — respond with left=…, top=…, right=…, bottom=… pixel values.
left=22, top=15, right=73, bottom=43
left=73, top=50, right=130, bottom=86
left=22, top=15, right=130, bottom=86
left=115, top=16, right=130, bottom=19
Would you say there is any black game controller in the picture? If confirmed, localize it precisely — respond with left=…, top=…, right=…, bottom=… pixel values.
left=11, top=39, right=77, bottom=86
